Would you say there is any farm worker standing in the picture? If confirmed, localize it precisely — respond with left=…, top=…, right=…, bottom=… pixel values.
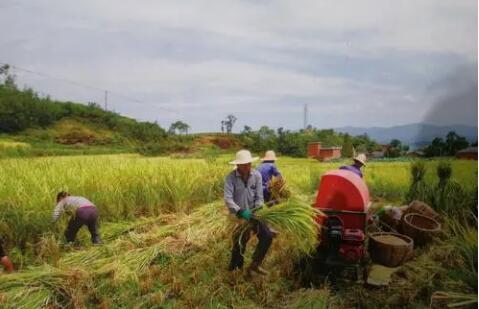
left=0, top=239, right=14, bottom=273
left=340, top=153, right=367, bottom=178
left=256, top=150, right=283, bottom=204
left=52, top=192, right=101, bottom=244
left=224, top=149, right=273, bottom=276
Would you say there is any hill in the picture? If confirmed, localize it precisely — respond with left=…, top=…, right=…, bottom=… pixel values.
left=0, top=81, right=250, bottom=158
left=0, top=83, right=168, bottom=143
left=335, top=123, right=478, bottom=148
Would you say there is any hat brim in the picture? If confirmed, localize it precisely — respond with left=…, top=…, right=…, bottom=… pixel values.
left=229, top=157, right=259, bottom=165
left=261, top=157, right=277, bottom=161
left=354, top=159, right=366, bottom=166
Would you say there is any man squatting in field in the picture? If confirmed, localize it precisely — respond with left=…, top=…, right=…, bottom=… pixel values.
left=224, top=149, right=273, bottom=276
left=52, top=192, right=101, bottom=244
left=0, top=239, right=14, bottom=273
left=339, top=153, right=367, bottom=178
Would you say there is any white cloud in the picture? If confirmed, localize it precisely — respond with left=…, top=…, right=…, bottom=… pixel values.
left=0, top=0, right=476, bottom=131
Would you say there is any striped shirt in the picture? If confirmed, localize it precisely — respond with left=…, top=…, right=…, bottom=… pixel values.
left=52, top=196, right=95, bottom=222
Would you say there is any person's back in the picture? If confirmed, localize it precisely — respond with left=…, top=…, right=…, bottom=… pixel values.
left=53, top=192, right=101, bottom=244
left=339, top=164, right=363, bottom=178
left=54, top=196, right=95, bottom=218
left=257, top=162, right=280, bottom=189
left=339, top=154, right=367, bottom=178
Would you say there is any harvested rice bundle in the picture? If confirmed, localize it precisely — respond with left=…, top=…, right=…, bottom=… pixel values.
left=187, top=201, right=230, bottom=239
left=241, top=197, right=321, bottom=255
left=96, top=242, right=167, bottom=283
left=268, top=176, right=291, bottom=202
left=102, top=215, right=175, bottom=240
left=0, top=265, right=78, bottom=308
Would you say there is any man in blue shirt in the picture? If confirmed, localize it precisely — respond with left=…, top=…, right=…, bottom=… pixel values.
left=340, top=153, right=367, bottom=178
left=256, top=150, right=283, bottom=203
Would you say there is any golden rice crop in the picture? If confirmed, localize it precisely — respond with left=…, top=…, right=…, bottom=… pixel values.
left=253, top=197, right=320, bottom=255
left=0, top=154, right=229, bottom=249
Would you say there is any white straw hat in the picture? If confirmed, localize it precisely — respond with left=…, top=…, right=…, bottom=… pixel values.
left=261, top=150, right=278, bottom=161
left=354, top=153, right=367, bottom=166
left=229, top=149, right=259, bottom=165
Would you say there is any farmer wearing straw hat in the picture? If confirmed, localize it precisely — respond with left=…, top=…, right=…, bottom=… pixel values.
left=224, top=149, right=273, bottom=276
left=0, top=239, right=13, bottom=273
left=256, top=150, right=283, bottom=204
left=340, top=153, right=367, bottom=178
left=52, top=192, right=101, bottom=244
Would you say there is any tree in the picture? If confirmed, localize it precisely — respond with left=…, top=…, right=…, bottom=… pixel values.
left=242, top=125, right=252, bottom=134
left=445, top=131, right=469, bottom=155
left=385, top=139, right=402, bottom=158
left=390, top=139, right=402, bottom=149
left=257, top=126, right=277, bottom=151
left=276, top=128, right=304, bottom=157
left=0, top=64, right=16, bottom=89
left=424, top=131, right=469, bottom=157
left=223, top=114, right=237, bottom=134
left=424, top=137, right=446, bottom=157
left=341, top=134, right=354, bottom=158
left=168, top=121, right=190, bottom=135
left=352, top=133, right=378, bottom=153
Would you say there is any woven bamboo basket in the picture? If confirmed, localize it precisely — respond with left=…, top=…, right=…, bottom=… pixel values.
left=401, top=213, right=441, bottom=246
left=369, top=232, right=414, bottom=267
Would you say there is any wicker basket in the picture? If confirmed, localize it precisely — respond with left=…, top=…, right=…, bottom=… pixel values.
left=369, top=232, right=414, bottom=267
left=402, top=213, right=441, bottom=246
left=403, top=200, right=440, bottom=221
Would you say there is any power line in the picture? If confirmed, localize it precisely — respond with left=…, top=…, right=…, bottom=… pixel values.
left=0, top=62, right=176, bottom=114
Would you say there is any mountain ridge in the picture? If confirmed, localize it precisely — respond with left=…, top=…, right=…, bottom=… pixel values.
left=334, top=123, right=477, bottom=148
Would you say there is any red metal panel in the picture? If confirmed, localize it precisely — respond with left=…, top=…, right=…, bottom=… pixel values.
left=314, top=169, right=369, bottom=212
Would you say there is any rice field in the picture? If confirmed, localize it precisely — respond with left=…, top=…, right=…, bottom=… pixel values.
left=0, top=154, right=476, bottom=250
left=0, top=153, right=476, bottom=308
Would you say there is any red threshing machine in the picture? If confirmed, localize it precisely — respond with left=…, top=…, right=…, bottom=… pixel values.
left=313, top=169, right=371, bottom=279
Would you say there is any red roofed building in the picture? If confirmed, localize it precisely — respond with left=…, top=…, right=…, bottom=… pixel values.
left=307, top=142, right=342, bottom=161
left=456, top=147, right=477, bottom=160
left=307, top=142, right=322, bottom=158
left=318, top=147, right=342, bottom=161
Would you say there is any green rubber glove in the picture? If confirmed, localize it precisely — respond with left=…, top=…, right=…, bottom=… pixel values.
left=237, top=209, right=252, bottom=220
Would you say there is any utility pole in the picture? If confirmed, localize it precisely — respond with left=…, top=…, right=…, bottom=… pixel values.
left=104, top=90, right=108, bottom=111
left=303, top=104, right=308, bottom=129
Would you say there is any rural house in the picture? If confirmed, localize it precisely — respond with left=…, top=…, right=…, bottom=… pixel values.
left=407, top=150, right=425, bottom=158
left=307, top=142, right=342, bottom=161
left=456, top=147, right=478, bottom=160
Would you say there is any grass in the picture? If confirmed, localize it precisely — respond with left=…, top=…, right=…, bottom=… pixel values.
left=276, top=157, right=476, bottom=203
left=0, top=138, right=134, bottom=158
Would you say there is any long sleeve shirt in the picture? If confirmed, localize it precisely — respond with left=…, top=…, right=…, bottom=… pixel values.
left=256, top=162, right=282, bottom=191
left=224, top=169, right=263, bottom=214
left=339, top=165, right=363, bottom=178
left=52, top=196, right=95, bottom=222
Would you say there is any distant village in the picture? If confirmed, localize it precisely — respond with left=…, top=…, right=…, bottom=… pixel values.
left=307, top=142, right=477, bottom=161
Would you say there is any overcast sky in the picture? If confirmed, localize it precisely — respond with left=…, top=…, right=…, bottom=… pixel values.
left=0, top=0, right=477, bottom=132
